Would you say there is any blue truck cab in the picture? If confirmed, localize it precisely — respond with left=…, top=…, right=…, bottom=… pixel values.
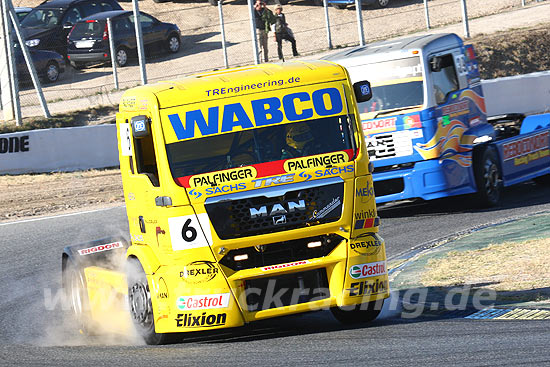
left=326, top=33, right=550, bottom=206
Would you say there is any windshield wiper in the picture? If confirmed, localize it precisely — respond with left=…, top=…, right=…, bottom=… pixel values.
left=374, top=105, right=421, bottom=119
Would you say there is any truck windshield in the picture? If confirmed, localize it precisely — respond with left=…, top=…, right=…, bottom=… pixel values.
left=166, top=114, right=355, bottom=183
left=352, top=56, right=424, bottom=113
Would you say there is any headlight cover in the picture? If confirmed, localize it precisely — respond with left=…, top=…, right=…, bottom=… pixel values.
left=25, top=39, right=40, bottom=47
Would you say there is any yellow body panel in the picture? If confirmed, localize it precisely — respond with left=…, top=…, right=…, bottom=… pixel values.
left=87, top=61, right=389, bottom=334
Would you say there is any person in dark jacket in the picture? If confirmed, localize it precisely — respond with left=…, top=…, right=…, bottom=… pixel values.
left=254, top=0, right=275, bottom=62
left=272, top=4, right=298, bottom=61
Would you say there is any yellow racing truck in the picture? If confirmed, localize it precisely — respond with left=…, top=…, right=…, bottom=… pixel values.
left=62, top=61, right=389, bottom=344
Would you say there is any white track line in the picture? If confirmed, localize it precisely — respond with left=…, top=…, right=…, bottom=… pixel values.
left=0, top=205, right=125, bottom=226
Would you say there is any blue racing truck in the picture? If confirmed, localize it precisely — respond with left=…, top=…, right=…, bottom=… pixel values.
left=326, top=33, right=550, bottom=206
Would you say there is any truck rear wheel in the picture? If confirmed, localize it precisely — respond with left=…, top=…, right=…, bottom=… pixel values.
left=474, top=147, right=502, bottom=207
left=63, top=259, right=93, bottom=335
left=330, top=300, right=383, bottom=324
left=127, top=258, right=173, bottom=345
left=534, top=174, right=550, bottom=185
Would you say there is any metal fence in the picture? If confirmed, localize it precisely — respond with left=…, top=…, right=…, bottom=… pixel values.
left=2, top=0, right=546, bottom=120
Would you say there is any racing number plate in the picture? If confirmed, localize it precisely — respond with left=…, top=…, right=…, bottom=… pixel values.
left=366, top=129, right=422, bottom=160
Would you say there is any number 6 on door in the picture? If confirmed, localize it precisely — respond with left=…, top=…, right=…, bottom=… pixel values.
left=168, top=214, right=212, bottom=251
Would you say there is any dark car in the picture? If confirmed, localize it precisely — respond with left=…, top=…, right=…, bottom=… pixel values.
left=67, top=10, right=181, bottom=68
left=14, top=43, right=65, bottom=83
left=15, top=7, right=33, bottom=22
left=21, top=0, right=123, bottom=56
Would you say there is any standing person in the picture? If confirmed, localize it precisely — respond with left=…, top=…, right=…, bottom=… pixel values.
left=254, top=0, right=275, bottom=63
left=273, top=4, right=299, bottom=61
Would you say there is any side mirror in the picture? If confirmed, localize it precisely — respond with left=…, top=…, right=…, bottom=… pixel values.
left=131, top=115, right=150, bottom=138
left=353, top=81, right=372, bottom=103
left=429, top=56, right=442, bottom=72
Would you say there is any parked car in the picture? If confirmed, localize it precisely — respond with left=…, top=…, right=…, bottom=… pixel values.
left=67, top=10, right=181, bottom=68
left=15, top=7, right=33, bottom=22
left=14, top=43, right=65, bottom=83
left=20, top=0, right=123, bottom=56
left=327, top=0, right=389, bottom=9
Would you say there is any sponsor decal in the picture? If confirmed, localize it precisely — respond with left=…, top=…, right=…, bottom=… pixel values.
left=355, top=181, right=374, bottom=202
left=121, top=96, right=136, bottom=110
left=362, top=117, right=397, bottom=135
left=261, top=260, right=308, bottom=271
left=77, top=241, right=123, bottom=256
left=283, top=152, right=348, bottom=172
left=310, top=197, right=341, bottom=221
left=205, top=76, right=299, bottom=97
left=469, top=115, right=482, bottom=127
left=169, top=87, right=344, bottom=140
left=175, top=312, right=227, bottom=328
left=190, top=167, right=257, bottom=188
left=347, top=279, right=388, bottom=297
left=249, top=200, right=306, bottom=219
left=176, top=293, right=230, bottom=311
left=168, top=213, right=212, bottom=251
left=354, top=217, right=376, bottom=230
left=314, top=164, right=354, bottom=178
left=354, top=209, right=376, bottom=221
left=180, top=261, right=219, bottom=284
left=441, top=100, right=469, bottom=118
left=252, top=173, right=295, bottom=188
left=0, top=135, right=29, bottom=154
left=204, top=183, right=247, bottom=195
left=349, top=261, right=386, bottom=279
left=403, top=114, right=422, bottom=130
left=502, top=131, right=549, bottom=162
left=158, top=277, right=168, bottom=299
left=349, top=235, right=383, bottom=256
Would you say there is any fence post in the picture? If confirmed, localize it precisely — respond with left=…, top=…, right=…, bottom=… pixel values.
left=423, top=0, right=430, bottom=30
left=248, top=0, right=260, bottom=65
left=107, top=18, right=119, bottom=90
left=0, top=0, right=15, bottom=122
left=131, top=0, right=147, bottom=85
left=355, top=0, right=364, bottom=46
left=8, top=3, right=50, bottom=118
left=218, top=0, right=228, bottom=68
left=460, top=0, right=470, bottom=38
left=1, top=0, right=20, bottom=125
left=323, top=0, right=333, bottom=50
left=522, top=0, right=525, bottom=6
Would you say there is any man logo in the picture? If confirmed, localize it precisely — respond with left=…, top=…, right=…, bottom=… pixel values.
left=273, top=215, right=287, bottom=225
left=249, top=200, right=306, bottom=219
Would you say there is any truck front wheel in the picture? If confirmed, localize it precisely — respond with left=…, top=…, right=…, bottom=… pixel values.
left=127, top=259, right=173, bottom=345
left=63, top=259, right=93, bottom=335
left=330, top=300, right=383, bottom=324
left=474, top=147, right=502, bottom=207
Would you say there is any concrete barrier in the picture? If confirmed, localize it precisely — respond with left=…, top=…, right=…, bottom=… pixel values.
left=1, top=71, right=550, bottom=175
left=0, top=124, right=118, bottom=175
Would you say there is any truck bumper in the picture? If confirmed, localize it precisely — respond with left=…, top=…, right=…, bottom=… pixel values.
left=373, top=158, right=478, bottom=204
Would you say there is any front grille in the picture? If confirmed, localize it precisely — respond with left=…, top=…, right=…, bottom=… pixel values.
left=219, top=234, right=343, bottom=271
left=244, top=269, right=329, bottom=311
left=374, top=178, right=404, bottom=197
left=205, top=178, right=344, bottom=240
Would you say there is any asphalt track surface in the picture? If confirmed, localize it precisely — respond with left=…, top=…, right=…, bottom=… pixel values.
left=1, top=181, right=550, bottom=366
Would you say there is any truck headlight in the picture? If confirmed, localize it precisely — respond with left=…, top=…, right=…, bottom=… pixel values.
left=25, top=39, right=40, bottom=47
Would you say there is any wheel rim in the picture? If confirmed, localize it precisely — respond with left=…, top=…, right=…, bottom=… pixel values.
left=483, top=159, right=500, bottom=199
left=116, top=49, right=127, bottom=66
left=169, top=37, right=179, bottom=52
left=69, top=269, right=84, bottom=316
left=46, top=64, right=58, bottom=81
left=129, top=282, right=153, bottom=328
left=378, top=0, right=389, bottom=6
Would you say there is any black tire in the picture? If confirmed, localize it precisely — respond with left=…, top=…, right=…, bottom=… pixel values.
left=62, top=259, right=93, bottom=334
left=208, top=0, right=218, bottom=5
left=312, top=0, right=323, bottom=5
left=331, top=3, right=347, bottom=9
left=331, top=300, right=383, bottom=324
left=153, top=0, right=167, bottom=3
left=534, top=174, right=550, bottom=185
left=473, top=147, right=502, bottom=207
left=375, top=0, right=389, bottom=8
left=127, top=258, right=173, bottom=345
left=166, top=34, right=180, bottom=53
left=43, top=61, right=60, bottom=83
left=70, top=61, right=86, bottom=70
left=115, top=47, right=129, bottom=67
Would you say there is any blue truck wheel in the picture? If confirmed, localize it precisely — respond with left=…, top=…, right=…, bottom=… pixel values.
left=474, top=147, right=502, bottom=207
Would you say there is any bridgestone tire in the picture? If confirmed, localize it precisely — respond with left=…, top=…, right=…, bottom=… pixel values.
left=474, top=147, right=502, bottom=207
left=330, top=300, right=383, bottom=324
left=127, top=258, right=173, bottom=345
